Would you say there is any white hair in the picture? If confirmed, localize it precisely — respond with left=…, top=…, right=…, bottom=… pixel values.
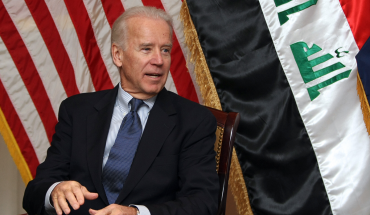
left=111, top=6, right=173, bottom=50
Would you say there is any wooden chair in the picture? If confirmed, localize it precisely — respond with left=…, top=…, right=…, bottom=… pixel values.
left=206, top=107, right=240, bottom=215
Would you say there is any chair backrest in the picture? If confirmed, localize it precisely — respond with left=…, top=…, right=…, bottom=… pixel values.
left=206, top=107, right=240, bottom=215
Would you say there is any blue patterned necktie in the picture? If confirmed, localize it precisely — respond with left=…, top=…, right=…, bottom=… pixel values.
left=102, top=98, right=144, bottom=204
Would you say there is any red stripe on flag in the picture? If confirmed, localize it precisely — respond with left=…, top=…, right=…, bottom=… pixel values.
left=101, top=0, right=125, bottom=28
left=24, top=0, right=80, bottom=97
left=0, top=80, right=39, bottom=178
left=142, top=0, right=199, bottom=103
left=64, top=0, right=114, bottom=91
left=0, top=1, right=57, bottom=143
left=339, top=0, right=370, bottom=50
left=169, top=40, right=199, bottom=103
left=142, top=0, right=163, bottom=10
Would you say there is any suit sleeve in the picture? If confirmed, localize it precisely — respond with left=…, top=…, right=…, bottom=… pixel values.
left=146, top=110, right=219, bottom=215
left=23, top=100, right=73, bottom=215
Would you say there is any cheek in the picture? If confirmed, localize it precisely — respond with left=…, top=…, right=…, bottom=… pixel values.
left=165, top=58, right=171, bottom=68
left=160, top=72, right=170, bottom=85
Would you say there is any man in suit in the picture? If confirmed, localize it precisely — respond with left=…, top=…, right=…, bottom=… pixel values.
left=23, top=6, right=219, bottom=215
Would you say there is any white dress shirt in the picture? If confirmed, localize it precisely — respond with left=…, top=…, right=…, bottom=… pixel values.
left=45, top=85, right=156, bottom=215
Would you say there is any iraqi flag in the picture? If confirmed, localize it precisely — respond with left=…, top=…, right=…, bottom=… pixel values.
left=181, top=0, right=370, bottom=214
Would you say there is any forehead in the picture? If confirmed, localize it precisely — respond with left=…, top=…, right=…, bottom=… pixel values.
left=126, top=16, right=172, bottom=42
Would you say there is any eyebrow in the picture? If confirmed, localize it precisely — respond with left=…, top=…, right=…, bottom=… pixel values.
left=140, top=43, right=153, bottom=47
left=165, top=44, right=173, bottom=48
left=140, top=43, right=173, bottom=48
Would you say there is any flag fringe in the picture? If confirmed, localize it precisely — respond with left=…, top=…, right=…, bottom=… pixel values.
left=180, top=0, right=221, bottom=110
left=230, top=148, right=254, bottom=215
left=0, top=107, right=33, bottom=184
left=357, top=72, right=370, bottom=135
left=180, top=1, right=253, bottom=214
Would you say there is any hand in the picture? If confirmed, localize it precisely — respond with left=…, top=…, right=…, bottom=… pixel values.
left=51, top=180, right=98, bottom=215
left=89, top=204, right=137, bottom=215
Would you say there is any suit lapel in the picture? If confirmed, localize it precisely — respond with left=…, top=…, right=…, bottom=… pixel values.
left=86, top=86, right=118, bottom=205
left=116, top=89, right=176, bottom=203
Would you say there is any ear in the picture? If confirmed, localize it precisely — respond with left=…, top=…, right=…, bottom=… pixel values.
left=112, top=43, right=123, bottom=67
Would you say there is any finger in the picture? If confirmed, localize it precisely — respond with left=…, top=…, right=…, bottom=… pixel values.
left=57, top=194, right=71, bottom=215
left=89, top=208, right=97, bottom=215
left=52, top=195, right=64, bottom=215
left=82, top=186, right=99, bottom=200
left=91, top=205, right=112, bottom=215
left=51, top=183, right=68, bottom=215
left=72, top=185, right=86, bottom=206
left=64, top=188, right=81, bottom=210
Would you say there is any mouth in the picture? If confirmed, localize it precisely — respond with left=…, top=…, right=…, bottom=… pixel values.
left=145, top=73, right=162, bottom=78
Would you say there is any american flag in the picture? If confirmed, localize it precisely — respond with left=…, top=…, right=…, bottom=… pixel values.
left=0, top=0, right=201, bottom=184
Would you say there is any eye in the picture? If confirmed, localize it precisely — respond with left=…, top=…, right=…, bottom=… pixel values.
left=162, top=48, right=171, bottom=53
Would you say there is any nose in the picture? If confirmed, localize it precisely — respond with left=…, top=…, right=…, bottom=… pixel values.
left=151, top=49, right=164, bottom=66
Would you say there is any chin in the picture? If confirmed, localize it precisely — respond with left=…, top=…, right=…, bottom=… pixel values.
left=145, top=85, right=164, bottom=94
left=146, top=89, right=162, bottom=95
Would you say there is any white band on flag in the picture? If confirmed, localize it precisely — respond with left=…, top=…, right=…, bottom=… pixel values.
left=4, top=0, right=67, bottom=116
left=259, top=0, right=370, bottom=214
left=0, top=37, right=49, bottom=163
left=83, top=0, right=120, bottom=86
left=45, top=0, right=96, bottom=93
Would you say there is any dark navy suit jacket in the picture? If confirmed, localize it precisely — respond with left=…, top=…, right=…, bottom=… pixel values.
left=23, top=86, right=219, bottom=215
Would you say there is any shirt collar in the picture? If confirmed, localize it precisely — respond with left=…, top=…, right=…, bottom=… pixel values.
left=117, top=84, right=157, bottom=111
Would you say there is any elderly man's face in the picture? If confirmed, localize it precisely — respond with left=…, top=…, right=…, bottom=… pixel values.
left=112, top=16, right=172, bottom=99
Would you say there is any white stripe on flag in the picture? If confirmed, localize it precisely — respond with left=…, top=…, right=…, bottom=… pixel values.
left=0, top=37, right=49, bottom=163
left=161, top=0, right=202, bottom=103
left=83, top=0, right=120, bottom=86
left=259, top=0, right=370, bottom=214
left=3, top=0, right=66, bottom=116
left=121, top=0, right=144, bottom=9
left=164, top=71, right=178, bottom=94
left=45, top=0, right=96, bottom=93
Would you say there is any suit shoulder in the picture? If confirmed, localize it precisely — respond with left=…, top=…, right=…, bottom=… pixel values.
left=61, top=88, right=114, bottom=107
left=166, top=91, right=215, bottom=120
left=166, top=91, right=203, bottom=109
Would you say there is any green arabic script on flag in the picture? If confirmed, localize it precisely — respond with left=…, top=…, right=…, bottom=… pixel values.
left=290, top=41, right=351, bottom=100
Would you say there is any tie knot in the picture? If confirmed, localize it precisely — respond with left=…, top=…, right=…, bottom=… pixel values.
left=130, top=98, right=144, bottom=112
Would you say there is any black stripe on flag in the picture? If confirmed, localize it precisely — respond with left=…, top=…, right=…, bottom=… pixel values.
left=186, top=0, right=332, bottom=214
